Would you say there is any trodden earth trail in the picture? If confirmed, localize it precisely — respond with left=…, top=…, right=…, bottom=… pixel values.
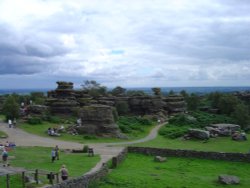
left=0, top=121, right=166, bottom=174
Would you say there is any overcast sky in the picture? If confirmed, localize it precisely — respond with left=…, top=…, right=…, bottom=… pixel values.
left=0, top=0, right=250, bottom=89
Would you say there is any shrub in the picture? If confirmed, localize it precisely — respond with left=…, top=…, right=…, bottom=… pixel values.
left=83, top=135, right=97, bottom=140
left=83, top=145, right=89, bottom=153
left=47, top=116, right=62, bottom=124
left=159, top=125, right=188, bottom=139
left=117, top=116, right=153, bottom=134
left=27, top=117, right=42, bottom=125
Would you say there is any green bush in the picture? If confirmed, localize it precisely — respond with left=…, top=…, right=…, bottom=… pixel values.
left=47, top=116, right=62, bottom=123
left=159, top=125, right=188, bottom=139
left=83, top=145, right=89, bottom=153
left=117, top=116, right=153, bottom=134
left=27, top=117, right=42, bottom=125
left=83, top=135, right=97, bottom=140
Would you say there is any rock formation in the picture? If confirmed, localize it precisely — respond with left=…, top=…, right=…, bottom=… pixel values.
left=46, top=81, right=79, bottom=114
left=45, top=81, right=187, bottom=137
left=76, top=105, right=125, bottom=138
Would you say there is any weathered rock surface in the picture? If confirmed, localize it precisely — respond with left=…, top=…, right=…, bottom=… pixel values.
left=27, top=105, right=49, bottom=114
left=154, top=156, right=167, bottom=162
left=187, top=129, right=210, bottom=140
left=46, top=82, right=79, bottom=114
left=210, top=124, right=240, bottom=136
left=218, top=175, right=240, bottom=185
left=77, top=105, right=125, bottom=138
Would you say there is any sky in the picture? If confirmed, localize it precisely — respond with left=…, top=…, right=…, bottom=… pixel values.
left=0, top=0, right=250, bottom=89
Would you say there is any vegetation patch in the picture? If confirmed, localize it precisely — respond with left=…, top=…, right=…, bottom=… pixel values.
left=0, top=146, right=100, bottom=188
left=159, top=111, right=236, bottom=139
left=0, top=130, right=8, bottom=138
left=95, top=153, right=250, bottom=188
left=133, top=133, right=250, bottom=153
left=117, top=116, right=154, bottom=138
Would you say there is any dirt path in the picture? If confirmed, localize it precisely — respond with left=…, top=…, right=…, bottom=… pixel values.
left=0, top=121, right=166, bottom=174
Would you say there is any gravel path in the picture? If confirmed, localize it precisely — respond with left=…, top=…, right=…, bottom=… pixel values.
left=0, top=121, right=166, bottom=174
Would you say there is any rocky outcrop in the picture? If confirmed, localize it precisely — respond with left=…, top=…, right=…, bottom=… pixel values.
left=218, top=175, right=240, bottom=185
left=77, top=105, right=125, bottom=138
left=46, top=82, right=79, bottom=114
left=164, top=95, right=186, bottom=113
left=27, top=105, right=49, bottom=115
left=186, top=129, right=210, bottom=140
left=46, top=82, right=186, bottom=116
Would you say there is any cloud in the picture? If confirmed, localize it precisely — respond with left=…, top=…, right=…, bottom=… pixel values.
left=0, top=0, right=250, bottom=88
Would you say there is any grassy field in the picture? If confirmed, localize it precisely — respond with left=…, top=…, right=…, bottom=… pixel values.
left=0, top=130, right=8, bottom=138
left=19, top=120, right=156, bottom=144
left=95, top=153, right=250, bottom=188
left=132, top=134, right=250, bottom=153
left=0, top=146, right=100, bottom=187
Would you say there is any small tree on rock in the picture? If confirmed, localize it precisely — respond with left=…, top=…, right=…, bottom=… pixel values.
left=152, top=87, right=161, bottom=96
left=2, top=95, right=19, bottom=121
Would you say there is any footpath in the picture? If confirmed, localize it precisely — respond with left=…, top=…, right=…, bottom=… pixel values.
left=0, top=121, right=165, bottom=175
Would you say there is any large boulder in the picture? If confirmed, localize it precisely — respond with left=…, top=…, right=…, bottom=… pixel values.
left=218, top=175, right=240, bottom=185
left=211, top=124, right=241, bottom=136
left=188, top=129, right=210, bottom=140
left=154, top=156, right=167, bottom=162
left=77, top=105, right=125, bottom=138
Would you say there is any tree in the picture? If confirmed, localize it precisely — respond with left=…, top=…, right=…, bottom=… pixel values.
left=231, top=103, right=250, bottom=129
left=81, top=80, right=107, bottom=97
left=187, top=93, right=200, bottom=111
left=208, top=92, right=222, bottom=108
left=180, top=90, right=189, bottom=99
left=111, top=86, right=126, bottom=96
left=152, top=87, right=161, bottom=96
left=2, top=95, right=19, bottom=120
left=126, top=90, right=146, bottom=96
left=218, top=95, right=239, bottom=115
left=30, top=92, right=45, bottom=105
left=168, top=90, right=175, bottom=96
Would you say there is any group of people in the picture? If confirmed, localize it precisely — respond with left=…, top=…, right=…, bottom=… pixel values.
left=47, top=128, right=61, bottom=136
left=50, top=145, right=69, bottom=181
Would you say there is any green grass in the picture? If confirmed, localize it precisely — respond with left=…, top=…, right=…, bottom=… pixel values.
left=0, top=130, right=8, bottom=138
left=19, top=119, right=156, bottom=144
left=0, top=146, right=100, bottom=187
left=19, top=122, right=123, bottom=143
left=95, top=153, right=250, bottom=188
left=0, top=114, right=5, bottom=121
left=132, top=133, right=250, bottom=153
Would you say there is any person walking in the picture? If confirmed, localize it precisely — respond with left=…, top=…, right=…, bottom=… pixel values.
left=51, top=149, right=56, bottom=163
left=55, top=145, right=59, bottom=160
left=8, top=119, right=12, bottom=128
left=2, top=149, right=9, bottom=167
left=59, top=165, right=69, bottom=181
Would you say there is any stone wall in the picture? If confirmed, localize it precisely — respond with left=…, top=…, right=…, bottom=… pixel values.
left=112, top=148, right=128, bottom=168
left=45, top=148, right=127, bottom=188
left=45, top=163, right=108, bottom=188
left=128, top=147, right=250, bottom=163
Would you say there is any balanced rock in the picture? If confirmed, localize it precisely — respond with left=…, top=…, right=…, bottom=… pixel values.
left=77, top=105, right=125, bottom=138
left=218, top=175, right=240, bottom=185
